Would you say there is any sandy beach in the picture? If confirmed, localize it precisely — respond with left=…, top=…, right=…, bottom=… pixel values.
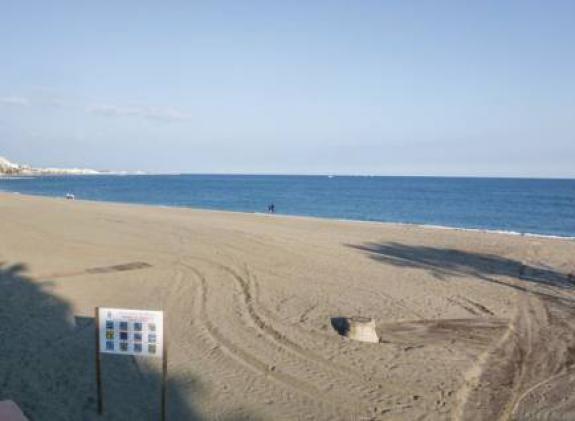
left=1, top=192, right=575, bottom=420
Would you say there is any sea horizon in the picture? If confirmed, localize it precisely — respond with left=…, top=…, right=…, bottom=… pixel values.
left=4, top=171, right=575, bottom=180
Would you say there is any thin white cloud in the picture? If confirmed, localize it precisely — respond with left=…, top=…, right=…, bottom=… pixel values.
left=0, top=94, right=191, bottom=122
left=88, top=104, right=192, bottom=122
left=0, top=96, right=30, bottom=106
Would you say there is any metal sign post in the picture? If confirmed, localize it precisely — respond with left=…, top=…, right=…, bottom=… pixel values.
left=95, top=307, right=103, bottom=415
left=95, top=307, right=166, bottom=420
left=161, top=320, right=168, bottom=421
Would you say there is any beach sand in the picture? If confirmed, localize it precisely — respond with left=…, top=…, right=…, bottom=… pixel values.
left=1, top=193, right=575, bottom=420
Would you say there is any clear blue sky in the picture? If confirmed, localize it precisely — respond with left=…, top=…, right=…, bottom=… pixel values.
left=1, top=1, right=574, bottom=177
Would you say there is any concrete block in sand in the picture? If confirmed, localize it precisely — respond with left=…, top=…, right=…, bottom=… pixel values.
left=331, top=316, right=380, bottom=343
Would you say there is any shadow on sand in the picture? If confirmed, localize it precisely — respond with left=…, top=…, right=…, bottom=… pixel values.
left=347, top=241, right=574, bottom=294
left=0, top=262, right=202, bottom=421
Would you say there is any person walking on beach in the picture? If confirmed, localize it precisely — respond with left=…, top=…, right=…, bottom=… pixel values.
left=268, top=203, right=275, bottom=214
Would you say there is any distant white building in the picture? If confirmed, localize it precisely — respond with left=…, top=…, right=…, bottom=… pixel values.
left=0, top=156, right=21, bottom=174
left=0, top=155, right=100, bottom=176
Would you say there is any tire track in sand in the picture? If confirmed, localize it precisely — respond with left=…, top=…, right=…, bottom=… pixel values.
left=167, top=232, right=364, bottom=418
left=455, top=291, right=575, bottom=420
left=180, top=261, right=371, bottom=417
left=171, top=230, right=410, bottom=416
left=186, top=255, right=412, bottom=404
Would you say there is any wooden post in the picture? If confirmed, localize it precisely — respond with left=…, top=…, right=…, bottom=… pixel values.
left=161, top=315, right=168, bottom=421
left=95, top=307, right=103, bottom=415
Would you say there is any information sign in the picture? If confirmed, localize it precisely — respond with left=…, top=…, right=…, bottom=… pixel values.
left=98, top=308, right=164, bottom=358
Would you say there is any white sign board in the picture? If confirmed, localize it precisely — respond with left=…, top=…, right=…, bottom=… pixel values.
left=98, top=308, right=164, bottom=358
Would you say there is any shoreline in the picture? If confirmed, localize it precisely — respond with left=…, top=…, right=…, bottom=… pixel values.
left=1, top=190, right=573, bottom=242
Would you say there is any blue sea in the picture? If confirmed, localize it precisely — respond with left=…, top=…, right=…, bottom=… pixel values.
left=1, top=175, right=574, bottom=238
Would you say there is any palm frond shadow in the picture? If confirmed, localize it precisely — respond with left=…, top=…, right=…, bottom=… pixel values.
left=347, top=242, right=574, bottom=298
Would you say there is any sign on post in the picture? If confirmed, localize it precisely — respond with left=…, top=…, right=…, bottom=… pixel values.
left=98, top=308, right=164, bottom=357
left=95, top=307, right=167, bottom=420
